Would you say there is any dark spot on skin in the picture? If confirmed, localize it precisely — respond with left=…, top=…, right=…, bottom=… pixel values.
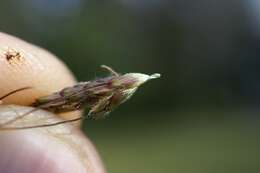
left=4, top=49, right=23, bottom=64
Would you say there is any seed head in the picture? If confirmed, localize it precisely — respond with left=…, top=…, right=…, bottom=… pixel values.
left=0, top=66, right=161, bottom=130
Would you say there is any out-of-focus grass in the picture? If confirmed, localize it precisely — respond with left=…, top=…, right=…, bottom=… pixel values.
left=83, top=110, right=260, bottom=173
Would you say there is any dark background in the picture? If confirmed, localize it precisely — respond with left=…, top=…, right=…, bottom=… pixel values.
left=1, top=0, right=259, bottom=172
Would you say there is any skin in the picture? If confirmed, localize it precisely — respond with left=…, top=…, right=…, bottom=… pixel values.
left=0, top=32, right=106, bottom=173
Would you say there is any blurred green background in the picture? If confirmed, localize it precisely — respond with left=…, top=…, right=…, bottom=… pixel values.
left=1, top=0, right=260, bottom=172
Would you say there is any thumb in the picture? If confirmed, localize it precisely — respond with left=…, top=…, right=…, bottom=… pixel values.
left=0, top=105, right=106, bottom=173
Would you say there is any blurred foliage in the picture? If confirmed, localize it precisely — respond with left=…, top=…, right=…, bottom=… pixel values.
left=85, top=110, right=260, bottom=173
left=0, top=0, right=259, bottom=172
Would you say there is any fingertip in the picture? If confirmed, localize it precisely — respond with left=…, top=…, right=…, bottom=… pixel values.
left=0, top=32, right=76, bottom=105
left=0, top=105, right=106, bottom=173
left=0, top=32, right=80, bottom=121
